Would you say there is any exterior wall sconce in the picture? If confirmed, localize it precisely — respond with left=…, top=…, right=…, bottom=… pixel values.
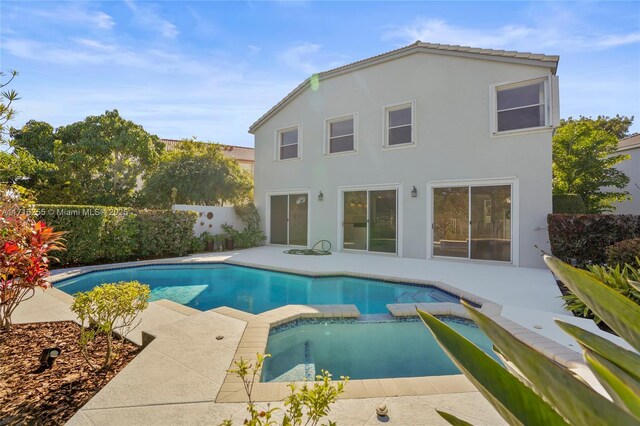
left=318, top=191, right=324, bottom=201
left=411, top=186, right=418, bottom=198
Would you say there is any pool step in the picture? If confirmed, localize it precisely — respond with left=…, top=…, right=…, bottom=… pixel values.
left=136, top=301, right=199, bottom=347
left=269, top=340, right=316, bottom=382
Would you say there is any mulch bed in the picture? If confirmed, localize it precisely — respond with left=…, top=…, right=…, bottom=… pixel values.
left=0, top=321, right=140, bottom=425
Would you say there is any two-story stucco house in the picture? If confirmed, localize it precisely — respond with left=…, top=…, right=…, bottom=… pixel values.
left=250, top=41, right=560, bottom=268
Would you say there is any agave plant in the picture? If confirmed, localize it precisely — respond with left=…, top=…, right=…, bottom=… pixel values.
left=419, top=255, right=640, bottom=425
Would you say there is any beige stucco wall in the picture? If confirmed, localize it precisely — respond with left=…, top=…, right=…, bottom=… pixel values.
left=252, top=51, right=555, bottom=268
left=613, top=147, right=640, bottom=214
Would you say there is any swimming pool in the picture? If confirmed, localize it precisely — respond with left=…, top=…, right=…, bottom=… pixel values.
left=55, top=263, right=459, bottom=314
left=262, top=318, right=499, bottom=381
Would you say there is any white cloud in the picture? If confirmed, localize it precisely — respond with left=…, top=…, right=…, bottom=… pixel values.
left=595, top=32, right=640, bottom=49
left=383, top=19, right=533, bottom=49
left=28, top=5, right=115, bottom=30
left=280, top=43, right=322, bottom=74
left=124, top=0, right=179, bottom=39
left=382, top=17, right=640, bottom=53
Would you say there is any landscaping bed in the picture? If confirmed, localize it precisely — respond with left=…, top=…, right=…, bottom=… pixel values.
left=0, top=321, right=139, bottom=425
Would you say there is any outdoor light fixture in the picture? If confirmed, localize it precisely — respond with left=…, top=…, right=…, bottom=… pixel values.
left=38, top=347, right=61, bottom=371
left=411, top=186, right=418, bottom=198
left=318, top=191, right=324, bottom=201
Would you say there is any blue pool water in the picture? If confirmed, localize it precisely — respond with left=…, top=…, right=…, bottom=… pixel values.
left=262, top=318, right=499, bottom=381
left=55, top=264, right=459, bottom=314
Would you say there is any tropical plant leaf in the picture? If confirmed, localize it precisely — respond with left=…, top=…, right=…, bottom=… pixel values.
left=545, top=255, right=640, bottom=351
left=462, top=301, right=640, bottom=426
left=555, top=320, right=640, bottom=382
left=436, top=410, right=473, bottom=426
left=418, top=310, right=568, bottom=426
left=629, top=280, right=640, bottom=293
left=585, top=349, right=640, bottom=418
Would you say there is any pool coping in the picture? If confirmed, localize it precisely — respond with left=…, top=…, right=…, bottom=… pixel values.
left=47, top=257, right=586, bottom=402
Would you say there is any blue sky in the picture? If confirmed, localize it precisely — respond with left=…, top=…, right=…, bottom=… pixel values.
left=1, top=1, right=639, bottom=147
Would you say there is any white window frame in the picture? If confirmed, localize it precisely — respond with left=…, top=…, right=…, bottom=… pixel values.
left=274, top=124, right=302, bottom=161
left=337, top=183, right=403, bottom=257
left=324, top=113, right=358, bottom=156
left=426, top=177, right=519, bottom=266
left=490, top=76, right=559, bottom=137
left=383, top=101, right=416, bottom=150
left=265, top=188, right=310, bottom=248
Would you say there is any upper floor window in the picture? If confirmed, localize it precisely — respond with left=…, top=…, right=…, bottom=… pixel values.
left=326, top=115, right=356, bottom=154
left=385, top=102, right=414, bottom=147
left=493, top=79, right=549, bottom=133
left=277, top=126, right=299, bottom=160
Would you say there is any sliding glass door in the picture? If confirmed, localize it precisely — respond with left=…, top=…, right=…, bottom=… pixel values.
left=269, top=194, right=308, bottom=246
left=342, top=189, right=397, bottom=254
left=432, top=184, right=511, bottom=262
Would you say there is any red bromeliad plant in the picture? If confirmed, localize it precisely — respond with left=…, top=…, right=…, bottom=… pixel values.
left=1, top=198, right=64, bottom=331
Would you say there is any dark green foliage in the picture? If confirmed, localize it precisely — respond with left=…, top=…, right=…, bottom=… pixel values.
left=552, top=194, right=586, bottom=214
left=35, top=205, right=198, bottom=266
left=10, top=120, right=56, bottom=163
left=136, top=209, right=199, bottom=258
left=100, top=213, right=139, bottom=261
left=548, top=214, right=640, bottom=267
left=139, top=140, right=252, bottom=208
left=607, top=239, right=640, bottom=268
left=221, top=224, right=266, bottom=249
left=36, top=205, right=111, bottom=265
left=10, top=110, right=163, bottom=206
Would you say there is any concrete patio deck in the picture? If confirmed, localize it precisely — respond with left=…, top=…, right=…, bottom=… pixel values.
left=11, top=246, right=617, bottom=425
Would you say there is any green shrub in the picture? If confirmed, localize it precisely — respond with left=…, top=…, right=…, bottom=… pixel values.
left=221, top=353, right=348, bottom=426
left=552, top=194, right=586, bottom=214
left=221, top=223, right=266, bottom=249
left=35, top=205, right=112, bottom=265
left=71, top=281, right=150, bottom=370
left=548, top=213, right=640, bottom=267
left=100, top=212, right=139, bottom=261
left=562, top=262, right=640, bottom=324
left=607, top=238, right=640, bottom=268
left=136, top=209, right=198, bottom=258
left=34, top=205, right=199, bottom=266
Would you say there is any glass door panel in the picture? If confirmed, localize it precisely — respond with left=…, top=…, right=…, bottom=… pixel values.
left=433, top=187, right=469, bottom=258
left=470, top=185, right=511, bottom=261
left=270, top=195, right=288, bottom=245
left=288, top=194, right=308, bottom=246
left=369, top=190, right=397, bottom=253
left=343, top=191, right=367, bottom=250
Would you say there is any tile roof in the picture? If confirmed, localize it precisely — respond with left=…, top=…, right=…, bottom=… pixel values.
left=160, top=139, right=254, bottom=162
left=249, top=41, right=560, bottom=133
left=618, top=133, right=640, bottom=152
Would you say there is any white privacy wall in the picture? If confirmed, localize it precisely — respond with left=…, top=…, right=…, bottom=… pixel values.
left=612, top=147, right=640, bottom=215
left=172, top=205, right=244, bottom=236
left=253, top=51, right=556, bottom=268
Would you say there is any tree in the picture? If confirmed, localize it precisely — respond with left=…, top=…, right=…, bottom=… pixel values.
left=37, top=110, right=164, bottom=206
left=10, top=120, right=56, bottom=163
left=71, top=281, right=149, bottom=370
left=553, top=116, right=633, bottom=213
left=0, top=70, right=19, bottom=142
left=139, top=140, right=252, bottom=208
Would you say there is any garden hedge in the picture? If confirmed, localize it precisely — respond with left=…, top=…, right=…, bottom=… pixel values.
left=548, top=214, right=640, bottom=267
left=34, top=205, right=198, bottom=266
left=606, top=238, right=640, bottom=268
left=552, top=194, right=586, bottom=214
